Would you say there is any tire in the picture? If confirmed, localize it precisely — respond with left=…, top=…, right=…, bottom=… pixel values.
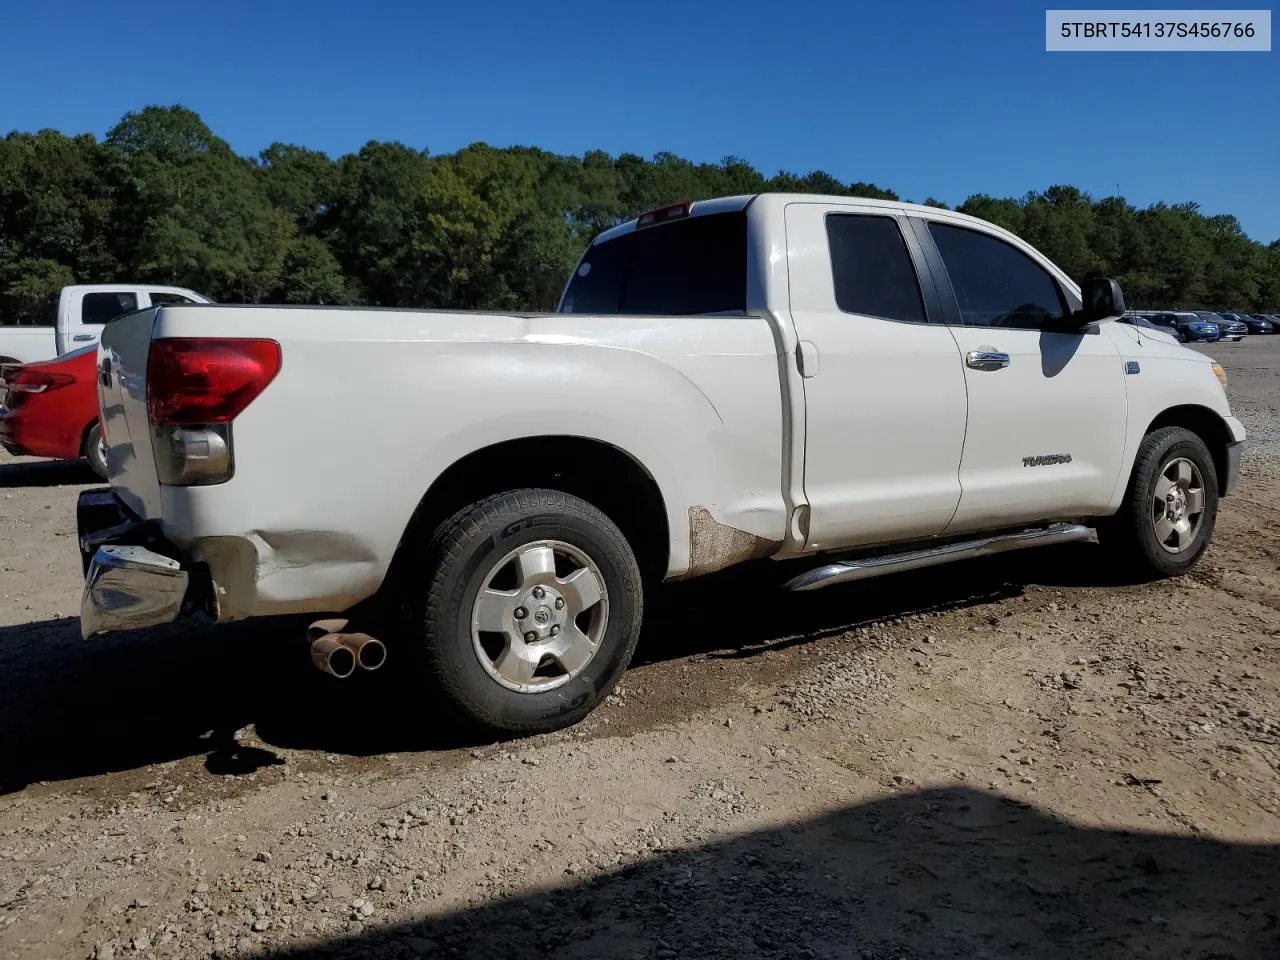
left=83, top=422, right=108, bottom=479
left=1097, top=426, right=1219, bottom=580
left=411, top=488, right=643, bottom=737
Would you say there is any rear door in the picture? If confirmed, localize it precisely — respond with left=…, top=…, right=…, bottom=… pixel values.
left=784, top=201, right=968, bottom=551
left=910, top=216, right=1128, bottom=534
left=60, top=289, right=141, bottom=355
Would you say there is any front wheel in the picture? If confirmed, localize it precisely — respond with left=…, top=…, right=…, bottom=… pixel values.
left=83, top=422, right=108, bottom=479
left=1096, top=426, right=1219, bottom=580
left=411, top=488, right=643, bottom=737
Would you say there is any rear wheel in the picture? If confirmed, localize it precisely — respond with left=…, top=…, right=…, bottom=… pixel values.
left=409, top=488, right=643, bottom=737
left=1097, top=427, right=1218, bottom=580
left=83, top=422, right=108, bottom=479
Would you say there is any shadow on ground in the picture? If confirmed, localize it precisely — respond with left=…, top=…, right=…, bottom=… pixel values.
left=0, top=458, right=97, bottom=488
left=254, top=785, right=1278, bottom=960
left=0, top=542, right=1143, bottom=793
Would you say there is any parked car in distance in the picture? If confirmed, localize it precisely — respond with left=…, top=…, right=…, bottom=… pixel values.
left=1200, top=312, right=1246, bottom=341
left=1135, top=311, right=1222, bottom=343
left=1242, top=313, right=1275, bottom=334
left=0, top=284, right=210, bottom=366
left=76, top=193, right=1245, bottom=738
left=0, top=345, right=106, bottom=477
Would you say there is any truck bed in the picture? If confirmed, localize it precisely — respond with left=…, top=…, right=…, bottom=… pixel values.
left=97, top=303, right=790, bottom=620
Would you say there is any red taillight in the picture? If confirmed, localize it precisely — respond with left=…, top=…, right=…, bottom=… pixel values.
left=0, top=366, right=75, bottom=394
left=146, top=338, right=282, bottom=425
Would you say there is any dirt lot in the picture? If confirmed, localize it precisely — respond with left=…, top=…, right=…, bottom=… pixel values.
left=1, top=339, right=1278, bottom=960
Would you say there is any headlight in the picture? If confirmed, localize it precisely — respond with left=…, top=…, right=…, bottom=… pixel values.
left=1212, top=363, right=1228, bottom=390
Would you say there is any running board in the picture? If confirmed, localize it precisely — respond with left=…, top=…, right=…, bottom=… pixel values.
left=782, top=523, right=1093, bottom=592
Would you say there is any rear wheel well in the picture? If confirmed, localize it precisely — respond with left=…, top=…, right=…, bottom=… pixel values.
left=79, top=418, right=99, bottom=454
left=391, top=436, right=670, bottom=586
left=1145, top=405, right=1230, bottom=487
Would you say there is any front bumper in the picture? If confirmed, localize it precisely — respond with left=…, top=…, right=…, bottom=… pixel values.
left=77, top=488, right=195, bottom=639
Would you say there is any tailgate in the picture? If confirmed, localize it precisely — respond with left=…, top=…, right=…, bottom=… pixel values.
left=98, top=309, right=164, bottom=519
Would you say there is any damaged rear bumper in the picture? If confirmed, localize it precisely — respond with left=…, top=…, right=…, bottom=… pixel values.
left=77, top=489, right=212, bottom=639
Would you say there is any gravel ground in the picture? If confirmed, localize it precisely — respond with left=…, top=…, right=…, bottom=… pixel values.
left=1, top=338, right=1278, bottom=960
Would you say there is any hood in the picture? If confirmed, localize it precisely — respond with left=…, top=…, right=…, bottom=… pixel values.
left=1131, top=324, right=1179, bottom=346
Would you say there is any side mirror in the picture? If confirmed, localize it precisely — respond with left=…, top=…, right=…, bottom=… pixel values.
left=1076, top=276, right=1126, bottom=324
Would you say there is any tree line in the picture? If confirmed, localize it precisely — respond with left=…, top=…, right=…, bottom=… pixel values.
left=2, top=105, right=1277, bottom=322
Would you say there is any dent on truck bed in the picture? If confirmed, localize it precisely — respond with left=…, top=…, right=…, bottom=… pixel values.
left=682, top=505, right=778, bottom=578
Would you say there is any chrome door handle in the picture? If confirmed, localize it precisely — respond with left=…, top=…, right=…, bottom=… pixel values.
left=73, top=333, right=95, bottom=342
left=966, top=350, right=1010, bottom=371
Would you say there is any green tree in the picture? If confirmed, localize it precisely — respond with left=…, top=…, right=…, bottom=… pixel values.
left=102, top=105, right=292, bottom=301
left=1, top=105, right=1276, bottom=316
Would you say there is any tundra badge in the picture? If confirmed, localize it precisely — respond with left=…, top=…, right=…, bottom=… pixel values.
left=1022, top=454, right=1073, bottom=468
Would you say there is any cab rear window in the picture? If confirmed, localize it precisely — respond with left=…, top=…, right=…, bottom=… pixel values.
left=560, top=212, right=747, bottom=316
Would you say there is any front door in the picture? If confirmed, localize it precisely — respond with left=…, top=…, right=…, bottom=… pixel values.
left=912, top=217, right=1129, bottom=534
left=785, top=201, right=968, bottom=551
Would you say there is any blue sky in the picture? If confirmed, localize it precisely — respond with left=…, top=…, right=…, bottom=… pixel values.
left=2, top=0, right=1277, bottom=240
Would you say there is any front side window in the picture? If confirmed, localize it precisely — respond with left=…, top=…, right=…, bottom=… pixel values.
left=825, top=214, right=926, bottom=324
left=149, top=292, right=195, bottom=306
left=81, top=292, right=139, bottom=325
left=928, top=222, right=1067, bottom=330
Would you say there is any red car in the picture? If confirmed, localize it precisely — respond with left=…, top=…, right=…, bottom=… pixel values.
left=0, top=345, right=107, bottom=477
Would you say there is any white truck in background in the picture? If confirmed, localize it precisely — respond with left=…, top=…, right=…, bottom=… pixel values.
left=76, top=193, right=1245, bottom=739
left=0, top=284, right=209, bottom=365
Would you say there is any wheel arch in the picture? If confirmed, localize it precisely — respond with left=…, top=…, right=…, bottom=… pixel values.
left=79, top=417, right=99, bottom=453
left=1143, top=404, right=1232, bottom=490
left=386, top=435, right=672, bottom=590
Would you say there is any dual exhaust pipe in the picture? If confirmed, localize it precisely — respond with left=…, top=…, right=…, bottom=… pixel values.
left=308, top=618, right=387, bottom=679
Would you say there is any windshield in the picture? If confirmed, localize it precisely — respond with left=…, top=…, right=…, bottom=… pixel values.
left=559, top=212, right=748, bottom=316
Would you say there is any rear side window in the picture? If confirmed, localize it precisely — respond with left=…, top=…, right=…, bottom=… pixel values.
left=825, top=214, right=926, bottom=323
left=81, top=291, right=139, bottom=325
left=928, top=222, right=1067, bottom=330
left=560, top=212, right=747, bottom=316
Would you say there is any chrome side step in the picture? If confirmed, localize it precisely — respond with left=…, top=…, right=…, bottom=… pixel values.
left=782, top=523, right=1092, bottom=592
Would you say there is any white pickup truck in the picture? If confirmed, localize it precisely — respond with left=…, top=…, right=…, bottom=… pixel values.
left=0, top=284, right=209, bottom=365
left=76, top=194, right=1244, bottom=737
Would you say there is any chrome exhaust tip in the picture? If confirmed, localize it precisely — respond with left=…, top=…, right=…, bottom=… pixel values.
left=306, top=618, right=386, bottom=674
left=338, top=633, right=387, bottom=672
left=310, top=633, right=357, bottom=679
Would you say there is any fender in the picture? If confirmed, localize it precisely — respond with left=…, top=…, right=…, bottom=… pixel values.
left=1106, top=352, right=1243, bottom=511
